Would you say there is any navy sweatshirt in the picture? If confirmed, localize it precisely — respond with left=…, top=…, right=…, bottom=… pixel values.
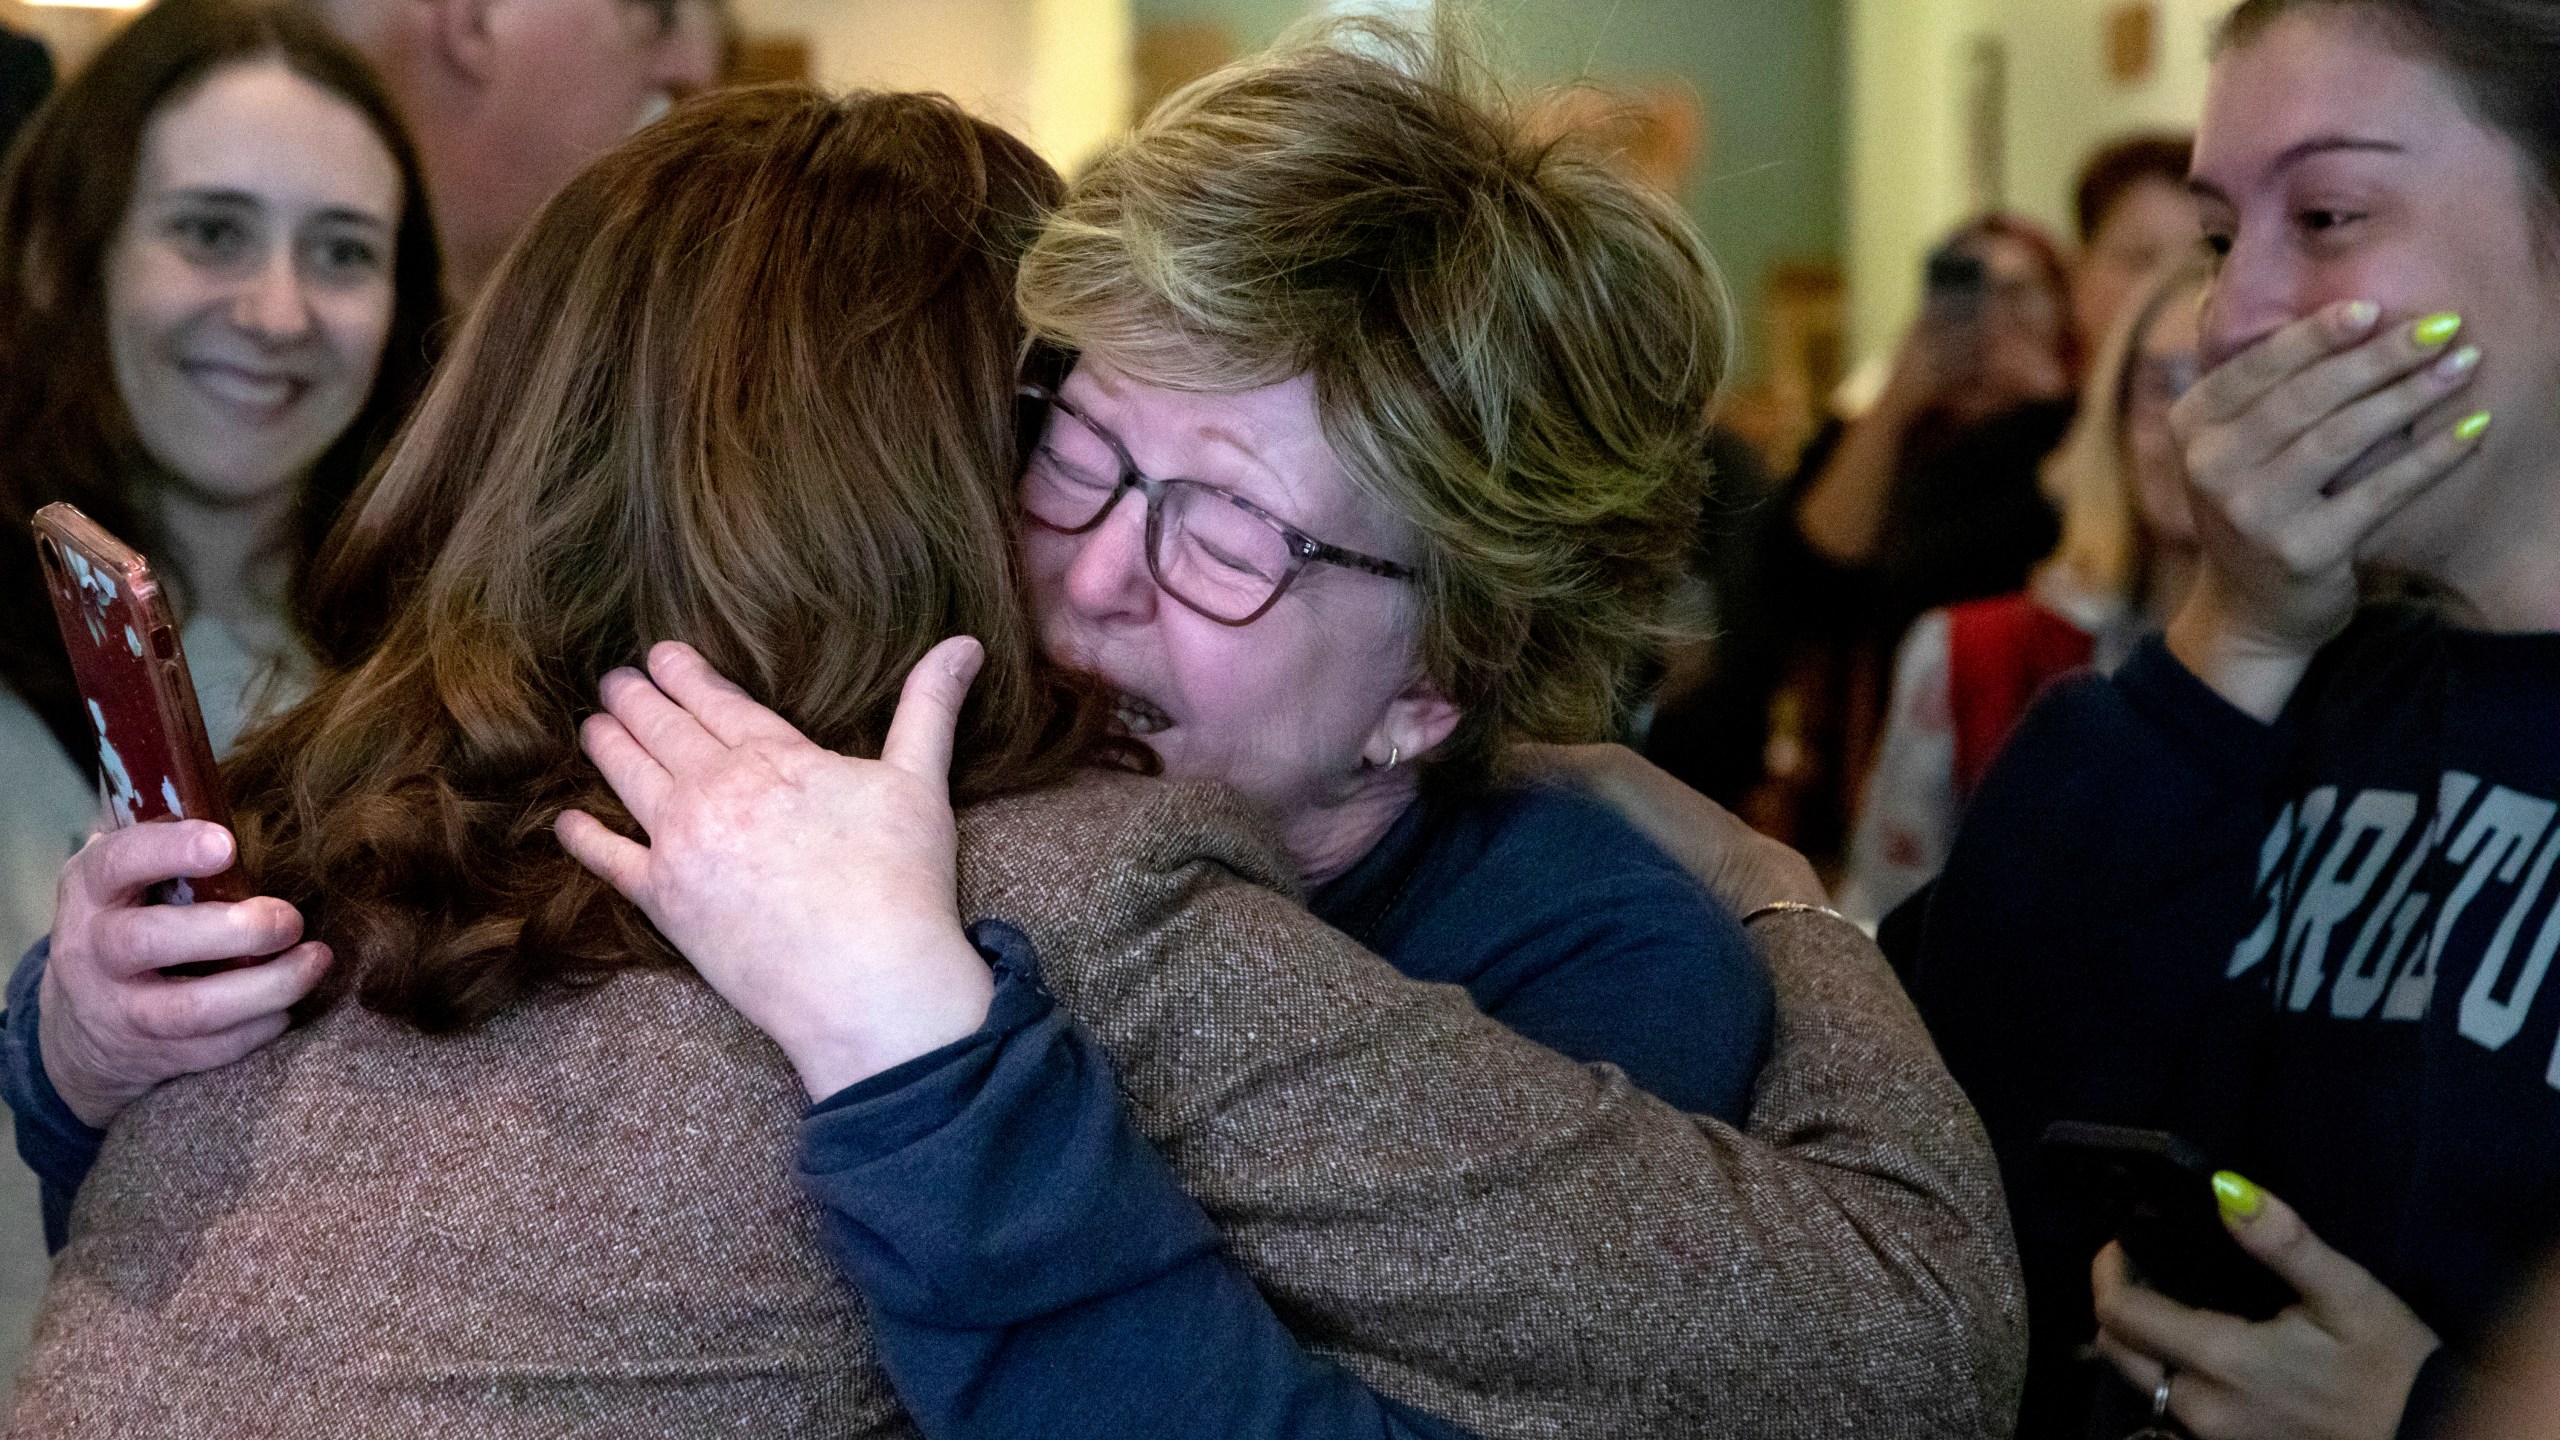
left=1904, top=607, right=2560, bottom=1440
left=5, top=781, right=1769, bottom=1440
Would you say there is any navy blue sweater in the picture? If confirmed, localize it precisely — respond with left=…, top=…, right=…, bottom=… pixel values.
left=1905, top=609, right=2560, bottom=1440
left=4, top=782, right=1767, bottom=1439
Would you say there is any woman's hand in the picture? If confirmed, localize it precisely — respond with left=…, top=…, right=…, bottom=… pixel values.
left=1522, top=743, right=1828, bottom=916
left=2091, top=1172, right=2441, bottom=1440
left=2166, top=300, right=2490, bottom=721
left=557, top=638, right=993, bottom=1100
left=39, top=821, right=332, bottom=1129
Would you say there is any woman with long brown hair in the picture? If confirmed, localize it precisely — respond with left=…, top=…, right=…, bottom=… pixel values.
left=9, top=81, right=2015, bottom=1440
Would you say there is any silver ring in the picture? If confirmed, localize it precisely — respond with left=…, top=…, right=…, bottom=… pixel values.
left=2152, top=1371, right=2174, bottom=1421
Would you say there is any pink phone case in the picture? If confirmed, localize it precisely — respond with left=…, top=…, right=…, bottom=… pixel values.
left=33, top=502, right=245, bottom=905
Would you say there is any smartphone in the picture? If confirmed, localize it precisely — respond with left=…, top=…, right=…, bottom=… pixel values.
left=1924, top=244, right=1988, bottom=324
left=2040, top=1122, right=2297, bottom=1321
left=32, top=502, right=245, bottom=905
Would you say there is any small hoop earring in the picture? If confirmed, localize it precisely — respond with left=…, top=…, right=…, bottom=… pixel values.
left=1384, top=745, right=1401, bottom=771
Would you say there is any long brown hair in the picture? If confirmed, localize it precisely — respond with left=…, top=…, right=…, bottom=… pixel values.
left=229, top=86, right=1114, bottom=1033
left=0, top=0, right=442, bottom=767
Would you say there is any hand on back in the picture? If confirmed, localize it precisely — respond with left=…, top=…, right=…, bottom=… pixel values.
left=1522, top=743, right=1827, bottom=918
left=40, top=821, right=331, bottom=1129
left=557, top=638, right=995, bottom=1100
left=2166, top=300, right=2490, bottom=721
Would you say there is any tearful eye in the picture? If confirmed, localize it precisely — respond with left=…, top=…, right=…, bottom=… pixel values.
left=2297, top=208, right=2367, bottom=242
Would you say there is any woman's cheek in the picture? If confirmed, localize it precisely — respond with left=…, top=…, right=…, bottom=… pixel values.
left=322, top=284, right=396, bottom=400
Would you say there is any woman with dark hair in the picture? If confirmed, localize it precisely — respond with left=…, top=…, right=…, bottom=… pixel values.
left=1648, top=212, right=2082, bottom=862
left=7, top=74, right=2018, bottom=1440
left=0, top=0, right=443, bottom=960
left=1908, top=1, right=2560, bottom=1436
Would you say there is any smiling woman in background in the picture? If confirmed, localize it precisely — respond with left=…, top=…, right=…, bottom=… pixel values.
left=0, top=0, right=442, bottom=961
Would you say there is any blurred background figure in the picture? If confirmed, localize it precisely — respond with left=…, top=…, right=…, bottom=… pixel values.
left=2069, top=132, right=2197, bottom=351
left=0, top=19, right=48, bottom=157
left=1646, top=119, right=2200, bottom=878
left=307, top=0, right=722, bottom=299
left=0, top=0, right=444, bottom=1391
left=1841, top=259, right=2206, bottom=925
left=1649, top=211, right=2079, bottom=868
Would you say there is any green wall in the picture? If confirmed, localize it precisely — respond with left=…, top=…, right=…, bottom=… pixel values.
left=1131, top=0, right=1847, bottom=377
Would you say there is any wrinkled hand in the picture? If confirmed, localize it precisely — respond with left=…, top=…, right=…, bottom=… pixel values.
left=557, top=638, right=993, bottom=1099
left=1522, top=743, right=1827, bottom=917
left=2093, top=1173, right=2440, bottom=1440
left=2166, top=300, right=2488, bottom=720
left=39, top=821, right=332, bottom=1129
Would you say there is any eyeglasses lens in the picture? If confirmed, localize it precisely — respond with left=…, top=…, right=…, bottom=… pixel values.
left=1022, top=405, right=1296, bottom=623
left=1154, top=482, right=1296, bottom=622
left=1021, top=407, right=1125, bottom=530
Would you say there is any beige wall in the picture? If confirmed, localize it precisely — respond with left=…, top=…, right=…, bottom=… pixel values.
left=1, top=0, right=135, bottom=77
left=730, top=0, right=1132, bottom=173
left=1846, top=0, right=2222, bottom=370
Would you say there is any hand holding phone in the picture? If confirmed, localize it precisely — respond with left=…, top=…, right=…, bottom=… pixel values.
left=2041, top=1121, right=2297, bottom=1321
left=39, top=821, right=329, bottom=1128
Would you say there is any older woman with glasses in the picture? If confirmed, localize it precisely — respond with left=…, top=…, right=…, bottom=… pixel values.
left=1004, top=350, right=1772, bottom=1115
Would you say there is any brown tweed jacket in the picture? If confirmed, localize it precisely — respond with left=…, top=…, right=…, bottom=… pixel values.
left=9, top=772, right=2023, bottom=1438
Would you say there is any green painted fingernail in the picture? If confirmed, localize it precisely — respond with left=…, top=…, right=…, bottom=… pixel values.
left=2212, top=1170, right=2266, bottom=1223
left=2413, top=312, right=2464, bottom=347
left=2456, top=410, right=2493, bottom=442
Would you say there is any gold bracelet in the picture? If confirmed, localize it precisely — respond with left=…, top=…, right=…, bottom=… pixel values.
left=1740, top=899, right=1850, bottom=927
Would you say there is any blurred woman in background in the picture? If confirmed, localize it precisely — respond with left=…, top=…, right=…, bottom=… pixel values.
left=2070, top=132, right=2199, bottom=355
left=1653, top=212, right=2081, bottom=868
left=1842, top=260, right=2208, bottom=924
left=0, top=0, right=442, bottom=961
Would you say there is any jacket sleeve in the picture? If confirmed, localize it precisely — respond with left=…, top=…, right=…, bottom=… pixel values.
left=2, top=939, right=107, bottom=1250
left=1905, top=635, right=2293, bottom=1436
left=802, top=922, right=1474, bottom=1440
left=958, top=775, right=2029, bottom=1440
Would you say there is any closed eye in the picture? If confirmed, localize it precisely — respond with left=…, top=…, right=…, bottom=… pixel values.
left=1193, top=536, right=1265, bottom=576
left=1035, top=445, right=1114, bottom=490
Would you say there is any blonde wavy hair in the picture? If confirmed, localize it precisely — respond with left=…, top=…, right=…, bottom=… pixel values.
left=1017, top=21, right=1733, bottom=786
left=2038, top=259, right=2211, bottom=611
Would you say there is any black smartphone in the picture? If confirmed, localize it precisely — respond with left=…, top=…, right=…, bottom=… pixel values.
left=1924, top=243, right=1988, bottom=323
left=2039, top=1122, right=2297, bottom=1322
